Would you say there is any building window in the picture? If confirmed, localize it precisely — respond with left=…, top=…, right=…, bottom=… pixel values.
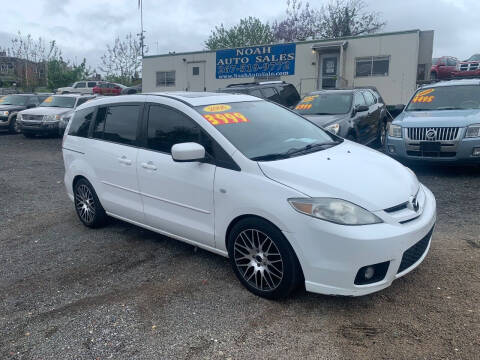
left=355, top=56, right=390, bottom=77
left=156, top=71, right=176, bottom=87
left=192, top=66, right=199, bottom=76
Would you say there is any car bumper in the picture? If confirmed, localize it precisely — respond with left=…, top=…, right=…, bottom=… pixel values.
left=20, top=121, right=60, bottom=134
left=386, top=135, right=480, bottom=163
left=283, top=184, right=436, bottom=296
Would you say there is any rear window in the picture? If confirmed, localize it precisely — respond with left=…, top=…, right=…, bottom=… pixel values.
left=294, top=93, right=352, bottom=115
left=406, top=85, right=480, bottom=111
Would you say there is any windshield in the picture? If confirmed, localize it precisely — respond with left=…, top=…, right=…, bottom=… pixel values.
left=406, top=85, right=480, bottom=111
left=467, top=54, right=480, bottom=62
left=0, top=95, right=29, bottom=106
left=195, top=101, right=339, bottom=161
left=294, top=93, right=352, bottom=115
left=40, top=96, right=76, bottom=108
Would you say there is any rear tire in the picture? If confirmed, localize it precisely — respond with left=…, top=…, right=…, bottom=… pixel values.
left=227, top=217, right=302, bottom=299
left=73, top=178, right=107, bottom=228
left=374, top=120, right=387, bottom=149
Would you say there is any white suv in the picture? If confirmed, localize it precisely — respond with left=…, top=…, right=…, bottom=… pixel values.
left=57, top=81, right=101, bottom=95
left=62, top=92, right=436, bottom=299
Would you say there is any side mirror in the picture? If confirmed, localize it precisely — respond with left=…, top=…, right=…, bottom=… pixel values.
left=356, top=105, right=369, bottom=113
left=171, top=142, right=205, bottom=162
left=27, top=104, right=36, bottom=108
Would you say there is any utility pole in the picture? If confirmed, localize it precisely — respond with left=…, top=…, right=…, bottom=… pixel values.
left=138, top=0, right=145, bottom=58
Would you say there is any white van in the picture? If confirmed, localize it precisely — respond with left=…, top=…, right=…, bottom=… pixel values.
left=62, top=92, right=436, bottom=299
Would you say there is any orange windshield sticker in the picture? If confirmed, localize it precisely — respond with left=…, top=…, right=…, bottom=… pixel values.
left=44, top=96, right=53, bottom=103
left=203, top=112, right=249, bottom=125
left=203, top=104, right=232, bottom=112
left=412, top=89, right=435, bottom=103
left=301, top=95, right=319, bottom=103
left=295, top=103, right=312, bottom=110
left=0, top=97, right=5, bottom=102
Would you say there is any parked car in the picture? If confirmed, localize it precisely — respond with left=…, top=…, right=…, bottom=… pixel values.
left=217, top=81, right=300, bottom=108
left=18, top=94, right=94, bottom=137
left=121, top=84, right=142, bottom=95
left=57, top=81, right=102, bottom=95
left=0, top=94, right=46, bottom=133
left=386, top=79, right=480, bottom=164
left=430, top=56, right=458, bottom=81
left=294, top=89, right=388, bottom=147
left=453, top=54, right=480, bottom=79
left=93, top=82, right=126, bottom=96
left=62, top=92, right=436, bottom=299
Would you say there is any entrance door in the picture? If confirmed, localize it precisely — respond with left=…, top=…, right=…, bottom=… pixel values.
left=187, top=62, right=206, bottom=92
left=318, top=54, right=339, bottom=89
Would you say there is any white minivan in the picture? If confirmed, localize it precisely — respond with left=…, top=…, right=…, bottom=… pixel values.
left=62, top=92, right=436, bottom=299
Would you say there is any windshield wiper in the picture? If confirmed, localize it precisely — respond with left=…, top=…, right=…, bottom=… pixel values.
left=252, top=141, right=342, bottom=161
left=313, top=112, right=336, bottom=115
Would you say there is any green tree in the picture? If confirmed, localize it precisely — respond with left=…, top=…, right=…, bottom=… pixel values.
left=205, top=17, right=275, bottom=50
left=46, top=58, right=90, bottom=91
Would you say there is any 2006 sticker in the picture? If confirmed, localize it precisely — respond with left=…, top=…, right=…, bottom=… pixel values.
left=203, top=104, right=232, bottom=112
left=203, top=112, right=249, bottom=125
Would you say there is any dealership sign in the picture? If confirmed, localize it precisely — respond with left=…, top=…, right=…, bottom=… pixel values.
left=215, top=43, right=296, bottom=79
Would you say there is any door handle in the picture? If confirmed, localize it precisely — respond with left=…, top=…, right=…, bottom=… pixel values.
left=141, top=161, right=157, bottom=171
left=118, top=156, right=132, bottom=165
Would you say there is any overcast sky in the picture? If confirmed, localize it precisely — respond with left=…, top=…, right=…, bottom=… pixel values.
left=1, top=0, right=479, bottom=70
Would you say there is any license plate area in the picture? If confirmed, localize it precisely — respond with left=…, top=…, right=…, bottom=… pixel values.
left=420, top=142, right=441, bottom=152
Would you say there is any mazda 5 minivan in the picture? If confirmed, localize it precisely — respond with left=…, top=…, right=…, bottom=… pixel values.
left=62, top=92, right=436, bottom=299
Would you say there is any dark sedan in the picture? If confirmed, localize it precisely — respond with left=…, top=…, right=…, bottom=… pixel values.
left=294, top=89, right=388, bottom=147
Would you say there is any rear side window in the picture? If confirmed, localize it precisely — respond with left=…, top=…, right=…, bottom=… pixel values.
left=354, top=92, right=367, bottom=107
left=277, top=85, right=300, bottom=107
left=93, top=105, right=140, bottom=145
left=248, top=89, right=263, bottom=98
left=261, top=87, right=280, bottom=102
left=147, top=105, right=211, bottom=154
left=75, top=97, right=90, bottom=108
left=68, top=107, right=95, bottom=137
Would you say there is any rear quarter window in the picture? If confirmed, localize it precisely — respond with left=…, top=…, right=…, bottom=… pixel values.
left=68, top=107, right=96, bottom=137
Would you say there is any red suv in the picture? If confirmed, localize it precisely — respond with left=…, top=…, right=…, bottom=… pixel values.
left=92, top=82, right=126, bottom=96
left=430, top=56, right=458, bottom=81
left=453, top=54, right=480, bottom=79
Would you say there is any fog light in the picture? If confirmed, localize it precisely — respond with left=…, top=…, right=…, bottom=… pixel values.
left=472, top=147, right=480, bottom=157
left=364, top=266, right=375, bottom=280
left=388, top=145, right=396, bottom=154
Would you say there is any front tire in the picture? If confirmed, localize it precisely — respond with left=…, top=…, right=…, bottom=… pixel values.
left=8, top=116, right=20, bottom=134
left=227, top=218, right=302, bottom=299
left=73, top=178, right=107, bottom=228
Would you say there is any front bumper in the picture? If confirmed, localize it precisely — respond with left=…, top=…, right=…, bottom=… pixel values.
left=386, top=134, right=480, bottom=164
left=283, top=184, right=436, bottom=296
left=20, top=121, right=60, bottom=134
left=0, top=116, right=10, bottom=128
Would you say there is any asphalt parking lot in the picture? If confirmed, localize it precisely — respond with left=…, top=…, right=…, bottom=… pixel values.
left=1, top=133, right=479, bottom=360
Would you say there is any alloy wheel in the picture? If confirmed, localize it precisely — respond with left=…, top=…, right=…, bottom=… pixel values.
left=75, top=184, right=96, bottom=223
left=233, top=229, right=284, bottom=291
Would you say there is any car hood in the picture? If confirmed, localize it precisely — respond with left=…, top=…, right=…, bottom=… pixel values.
left=0, top=105, right=26, bottom=112
left=303, top=114, right=349, bottom=127
left=20, top=107, right=72, bottom=116
left=258, top=141, right=419, bottom=211
left=396, top=109, right=480, bottom=127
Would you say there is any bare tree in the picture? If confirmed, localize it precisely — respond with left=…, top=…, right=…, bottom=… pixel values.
left=100, top=33, right=143, bottom=85
left=272, top=0, right=322, bottom=42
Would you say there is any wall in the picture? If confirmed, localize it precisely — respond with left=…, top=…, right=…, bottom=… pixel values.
left=143, top=30, right=430, bottom=106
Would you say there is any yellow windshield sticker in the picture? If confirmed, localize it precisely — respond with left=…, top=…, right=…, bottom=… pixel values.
left=295, top=103, right=312, bottom=110
left=44, top=96, right=53, bottom=103
left=300, top=95, right=319, bottom=103
left=203, top=112, right=249, bottom=125
left=0, top=97, right=5, bottom=103
left=412, top=89, right=435, bottom=103
left=203, top=104, right=232, bottom=112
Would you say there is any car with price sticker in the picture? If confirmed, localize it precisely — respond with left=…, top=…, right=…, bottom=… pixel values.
left=0, top=94, right=48, bottom=134
left=62, top=92, right=436, bottom=299
left=386, top=79, right=480, bottom=164
left=294, top=89, right=388, bottom=147
left=18, top=94, right=94, bottom=137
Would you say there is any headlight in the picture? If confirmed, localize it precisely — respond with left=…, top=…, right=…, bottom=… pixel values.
left=2, top=111, right=9, bottom=116
left=325, top=123, right=340, bottom=135
left=288, top=198, right=383, bottom=225
left=44, top=114, right=61, bottom=122
left=465, top=124, right=480, bottom=138
left=388, top=124, right=402, bottom=138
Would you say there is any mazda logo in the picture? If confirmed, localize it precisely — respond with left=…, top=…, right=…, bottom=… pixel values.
left=425, top=129, right=437, bottom=140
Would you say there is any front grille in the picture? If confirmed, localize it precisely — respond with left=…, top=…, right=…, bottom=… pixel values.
left=21, top=121, right=42, bottom=127
left=459, top=63, right=479, bottom=71
left=407, top=127, right=459, bottom=141
left=397, top=226, right=434, bottom=273
left=407, top=150, right=456, bottom=158
left=22, top=114, right=44, bottom=121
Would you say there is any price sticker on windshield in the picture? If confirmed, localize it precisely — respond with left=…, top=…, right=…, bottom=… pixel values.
left=203, top=104, right=231, bottom=112
left=412, top=89, right=435, bottom=103
left=301, top=95, right=319, bottom=103
left=203, top=112, right=249, bottom=125
left=295, top=103, right=312, bottom=110
left=0, top=97, right=5, bottom=103
left=44, top=96, right=53, bottom=103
